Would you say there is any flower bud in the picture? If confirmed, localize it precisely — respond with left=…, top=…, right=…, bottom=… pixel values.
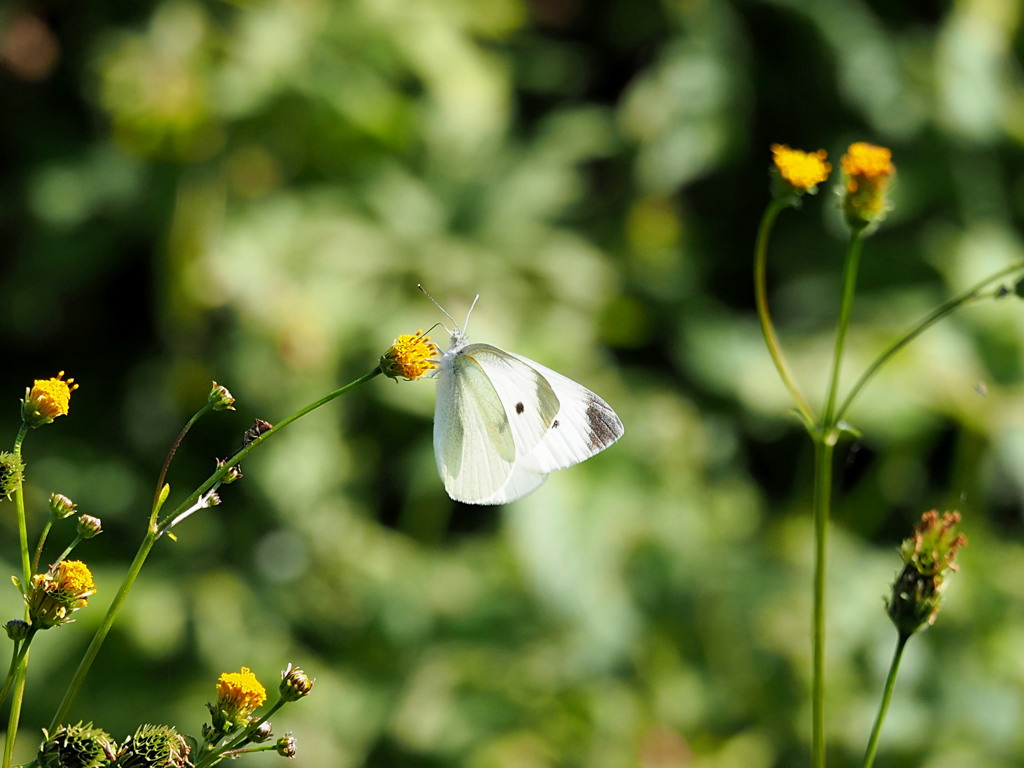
left=37, top=722, right=116, bottom=768
left=116, top=724, right=191, bottom=768
left=0, top=453, right=25, bottom=500
left=275, top=733, right=297, bottom=758
left=77, top=514, right=103, bottom=539
left=840, top=142, right=895, bottom=230
left=209, top=382, right=236, bottom=411
left=49, top=493, right=77, bottom=520
left=887, top=510, right=966, bottom=636
left=279, top=664, right=314, bottom=702
left=251, top=721, right=274, bottom=743
left=4, top=619, right=29, bottom=641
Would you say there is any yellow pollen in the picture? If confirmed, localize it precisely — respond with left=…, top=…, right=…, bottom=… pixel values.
left=382, top=331, right=440, bottom=380
left=217, top=667, right=267, bottom=716
left=30, top=371, right=79, bottom=419
left=771, top=144, right=831, bottom=190
left=55, top=560, right=96, bottom=597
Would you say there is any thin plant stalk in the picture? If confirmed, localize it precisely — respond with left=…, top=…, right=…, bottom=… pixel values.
left=2, top=663, right=27, bottom=768
left=809, top=230, right=863, bottom=768
left=3, top=425, right=30, bottom=768
left=810, top=438, right=832, bottom=768
left=48, top=367, right=382, bottom=730
left=862, top=632, right=910, bottom=768
left=836, top=259, right=1024, bottom=424
left=754, top=199, right=815, bottom=429
left=13, top=425, right=30, bottom=595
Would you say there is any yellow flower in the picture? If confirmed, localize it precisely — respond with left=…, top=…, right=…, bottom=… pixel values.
left=22, top=371, right=79, bottom=427
left=841, top=142, right=895, bottom=229
left=771, top=144, right=831, bottom=193
left=216, top=666, right=267, bottom=722
left=28, top=559, right=96, bottom=629
left=380, top=330, right=440, bottom=381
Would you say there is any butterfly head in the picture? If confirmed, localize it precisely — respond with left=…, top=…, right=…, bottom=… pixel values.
left=418, top=284, right=478, bottom=356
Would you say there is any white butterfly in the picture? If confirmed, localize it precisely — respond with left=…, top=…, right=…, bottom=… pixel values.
left=426, top=289, right=624, bottom=505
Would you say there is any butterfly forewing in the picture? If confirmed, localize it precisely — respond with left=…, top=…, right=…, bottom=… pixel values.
left=434, top=352, right=517, bottom=502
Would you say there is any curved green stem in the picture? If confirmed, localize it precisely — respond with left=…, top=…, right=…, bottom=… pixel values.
left=836, top=260, right=1024, bottom=424
left=151, top=404, right=213, bottom=529
left=156, top=367, right=382, bottom=534
left=754, top=199, right=815, bottom=428
left=862, top=632, right=910, bottom=768
left=31, top=521, right=53, bottom=575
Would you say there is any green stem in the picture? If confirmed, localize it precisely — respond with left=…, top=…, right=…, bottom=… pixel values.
left=31, top=522, right=53, bottom=575
left=48, top=529, right=158, bottom=732
left=13, top=425, right=30, bottom=596
left=810, top=438, right=833, bottom=768
left=0, top=630, right=36, bottom=710
left=862, top=632, right=910, bottom=768
left=754, top=199, right=815, bottom=429
left=47, top=368, right=382, bottom=729
left=4, top=424, right=31, bottom=768
left=822, top=231, right=865, bottom=436
left=2, top=653, right=28, bottom=768
left=808, top=230, right=864, bottom=768
left=836, top=259, right=1024, bottom=424
left=151, top=404, right=213, bottom=529
left=195, top=700, right=286, bottom=768
left=156, top=367, right=382, bottom=535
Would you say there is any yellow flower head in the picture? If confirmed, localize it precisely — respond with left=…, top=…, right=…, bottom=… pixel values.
left=22, top=371, right=79, bottom=427
left=841, top=142, right=895, bottom=229
left=28, top=559, right=96, bottom=629
left=771, top=144, right=831, bottom=193
left=216, top=666, right=267, bottom=722
left=380, top=330, right=440, bottom=381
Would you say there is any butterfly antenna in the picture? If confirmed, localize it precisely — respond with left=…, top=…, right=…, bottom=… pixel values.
left=418, top=284, right=459, bottom=329
left=463, top=294, right=480, bottom=334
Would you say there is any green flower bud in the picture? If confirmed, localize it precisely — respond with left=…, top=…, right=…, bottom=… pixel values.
left=887, top=510, right=966, bottom=636
left=115, top=724, right=191, bottom=768
left=0, top=453, right=25, bottom=500
left=279, top=664, right=313, bottom=702
left=50, top=493, right=77, bottom=520
left=77, top=514, right=103, bottom=539
left=208, top=382, right=236, bottom=411
left=38, top=722, right=116, bottom=768
left=5, top=619, right=29, bottom=641
left=275, top=733, right=297, bottom=758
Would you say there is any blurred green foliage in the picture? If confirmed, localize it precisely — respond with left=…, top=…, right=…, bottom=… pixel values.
left=3, top=0, right=1024, bottom=766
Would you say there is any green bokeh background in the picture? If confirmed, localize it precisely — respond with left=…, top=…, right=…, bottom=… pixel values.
left=3, top=0, right=1024, bottom=766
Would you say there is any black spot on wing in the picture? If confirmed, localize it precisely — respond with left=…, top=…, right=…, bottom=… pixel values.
left=515, top=401, right=525, bottom=414
left=585, top=396, right=624, bottom=451
left=552, top=419, right=559, bottom=428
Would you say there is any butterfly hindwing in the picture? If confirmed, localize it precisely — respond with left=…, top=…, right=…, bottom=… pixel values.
left=507, top=352, right=625, bottom=473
